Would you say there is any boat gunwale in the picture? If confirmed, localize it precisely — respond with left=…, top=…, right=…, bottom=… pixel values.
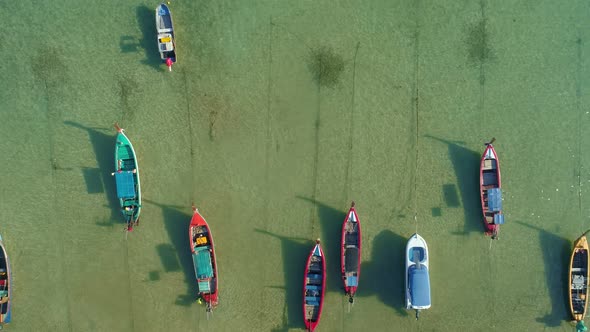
left=569, top=235, right=589, bottom=321
left=114, top=130, right=141, bottom=222
left=189, top=208, right=219, bottom=306
left=341, top=204, right=361, bottom=298
left=479, top=143, right=502, bottom=237
left=303, top=241, right=326, bottom=332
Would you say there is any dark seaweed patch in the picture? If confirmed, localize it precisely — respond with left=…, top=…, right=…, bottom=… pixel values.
left=308, top=46, right=345, bottom=88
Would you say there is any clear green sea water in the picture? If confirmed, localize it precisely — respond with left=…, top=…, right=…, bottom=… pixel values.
left=0, top=0, right=589, bottom=331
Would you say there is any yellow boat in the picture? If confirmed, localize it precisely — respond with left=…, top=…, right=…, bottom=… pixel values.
left=570, top=234, right=589, bottom=322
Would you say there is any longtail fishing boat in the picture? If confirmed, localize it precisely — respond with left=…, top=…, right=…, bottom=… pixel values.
left=190, top=206, right=219, bottom=315
left=303, top=239, right=326, bottom=332
left=480, top=138, right=504, bottom=239
left=405, top=233, right=431, bottom=320
left=569, top=234, right=589, bottom=322
left=341, top=201, right=361, bottom=306
left=0, top=234, right=12, bottom=327
left=112, top=123, right=141, bottom=231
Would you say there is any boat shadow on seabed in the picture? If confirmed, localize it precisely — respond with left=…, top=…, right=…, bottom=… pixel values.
left=359, top=229, right=408, bottom=317
left=138, top=5, right=165, bottom=71
left=515, top=221, right=570, bottom=327
left=118, top=5, right=163, bottom=71
left=63, top=121, right=121, bottom=226
left=143, top=199, right=199, bottom=307
left=424, top=135, right=483, bottom=236
left=254, top=229, right=311, bottom=332
left=297, top=196, right=346, bottom=295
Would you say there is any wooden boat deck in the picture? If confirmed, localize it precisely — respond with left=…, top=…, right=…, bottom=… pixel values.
left=304, top=304, right=320, bottom=322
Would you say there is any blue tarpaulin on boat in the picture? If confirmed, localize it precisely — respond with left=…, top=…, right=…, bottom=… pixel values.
left=488, top=188, right=502, bottom=212
left=494, top=214, right=505, bottom=225
left=305, top=296, right=320, bottom=306
left=115, top=172, right=135, bottom=199
left=198, top=280, right=211, bottom=293
left=194, top=246, right=213, bottom=277
left=347, top=276, right=358, bottom=287
left=409, top=265, right=431, bottom=307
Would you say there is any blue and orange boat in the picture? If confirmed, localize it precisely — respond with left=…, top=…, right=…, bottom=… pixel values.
left=0, top=235, right=12, bottom=328
left=190, top=206, right=219, bottom=315
left=303, top=239, right=326, bottom=332
left=341, top=201, right=361, bottom=306
left=479, top=138, right=504, bottom=239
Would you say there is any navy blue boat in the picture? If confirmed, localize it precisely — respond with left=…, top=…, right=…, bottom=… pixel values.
left=156, top=3, right=177, bottom=71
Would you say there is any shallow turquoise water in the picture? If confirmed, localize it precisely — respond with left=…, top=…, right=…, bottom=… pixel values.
left=0, top=0, right=589, bottom=331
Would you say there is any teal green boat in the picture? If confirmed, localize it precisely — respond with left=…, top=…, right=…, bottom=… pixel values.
left=113, top=123, right=141, bottom=231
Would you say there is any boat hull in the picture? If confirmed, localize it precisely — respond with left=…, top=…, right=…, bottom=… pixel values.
left=341, top=203, right=361, bottom=300
left=190, top=208, right=219, bottom=309
left=569, top=235, right=589, bottom=321
left=156, top=4, right=177, bottom=64
left=114, top=129, right=141, bottom=225
left=303, top=241, right=326, bottom=332
left=479, top=143, right=503, bottom=239
left=0, top=235, right=12, bottom=326
left=405, top=233, right=431, bottom=315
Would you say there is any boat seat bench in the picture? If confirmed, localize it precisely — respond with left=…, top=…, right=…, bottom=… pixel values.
left=309, top=264, right=322, bottom=272
left=305, top=296, right=320, bottom=305
left=117, top=146, right=133, bottom=160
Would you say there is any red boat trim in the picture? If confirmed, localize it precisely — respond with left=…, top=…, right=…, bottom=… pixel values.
left=190, top=207, right=219, bottom=308
left=303, top=240, right=326, bottom=332
left=479, top=143, right=502, bottom=239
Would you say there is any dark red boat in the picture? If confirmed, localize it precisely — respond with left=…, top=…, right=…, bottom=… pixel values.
left=341, top=201, right=361, bottom=305
left=479, top=138, right=504, bottom=239
left=190, top=206, right=219, bottom=314
left=303, top=239, right=326, bottom=332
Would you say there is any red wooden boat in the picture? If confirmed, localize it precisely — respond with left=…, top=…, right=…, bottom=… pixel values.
left=0, top=234, right=11, bottom=327
left=190, top=206, right=219, bottom=314
left=303, top=239, right=326, bottom=332
left=341, top=201, right=361, bottom=305
left=479, top=138, right=504, bottom=239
